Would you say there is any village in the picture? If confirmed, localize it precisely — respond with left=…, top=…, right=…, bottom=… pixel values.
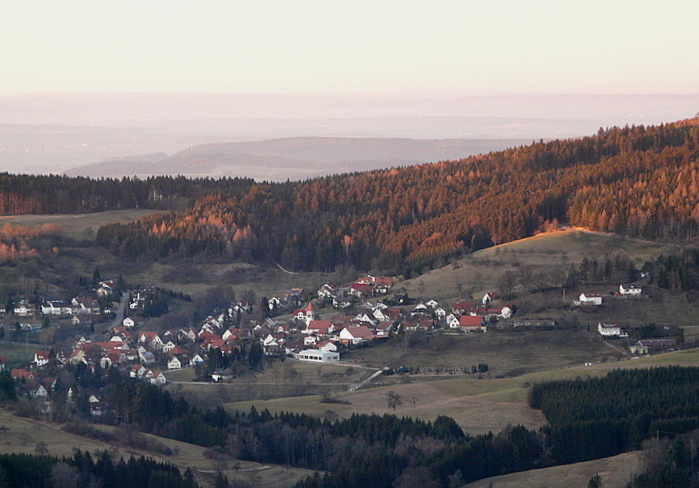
left=0, top=270, right=677, bottom=410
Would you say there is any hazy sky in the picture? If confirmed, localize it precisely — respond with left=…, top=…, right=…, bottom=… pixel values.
left=3, top=0, right=698, bottom=97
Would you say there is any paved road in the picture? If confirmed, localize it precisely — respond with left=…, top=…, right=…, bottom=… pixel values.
left=104, top=291, right=129, bottom=333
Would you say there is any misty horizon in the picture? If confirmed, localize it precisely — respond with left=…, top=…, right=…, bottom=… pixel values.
left=1, top=93, right=698, bottom=180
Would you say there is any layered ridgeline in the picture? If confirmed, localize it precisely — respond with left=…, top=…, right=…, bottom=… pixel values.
left=94, top=119, right=699, bottom=274
left=2, top=120, right=699, bottom=274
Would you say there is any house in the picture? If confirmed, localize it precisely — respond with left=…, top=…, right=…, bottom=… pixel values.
left=433, top=307, right=447, bottom=319
left=459, top=315, right=486, bottom=333
left=294, top=349, right=340, bottom=363
left=162, top=341, right=177, bottom=353
left=372, top=308, right=392, bottom=322
left=634, top=339, right=676, bottom=352
left=375, top=321, right=394, bottom=337
left=30, top=385, right=48, bottom=398
left=150, top=371, right=167, bottom=385
left=122, top=317, right=135, bottom=328
left=10, top=369, right=37, bottom=381
left=316, top=340, right=338, bottom=352
left=100, top=351, right=123, bottom=369
left=374, top=276, right=393, bottom=294
left=305, top=320, right=334, bottom=336
left=72, top=296, right=100, bottom=315
left=189, top=354, right=205, bottom=367
left=89, top=395, right=104, bottom=417
left=411, top=303, right=429, bottom=316
left=167, top=356, right=182, bottom=370
left=13, top=300, right=35, bottom=317
left=96, top=280, right=115, bottom=298
left=284, top=337, right=306, bottom=356
left=482, top=292, right=498, bottom=306
left=451, top=302, right=471, bottom=315
left=67, top=348, right=87, bottom=365
left=354, top=311, right=377, bottom=326
left=317, top=283, right=337, bottom=300
left=629, top=342, right=649, bottom=355
left=498, top=306, right=514, bottom=319
left=267, top=296, right=283, bottom=311
left=598, top=322, right=628, bottom=338
left=137, top=332, right=164, bottom=350
left=34, top=351, right=50, bottom=367
left=130, top=365, right=147, bottom=378
left=41, top=300, right=66, bottom=316
left=138, top=348, right=156, bottom=365
left=445, top=313, right=461, bottom=329
left=619, top=284, right=643, bottom=296
left=349, top=283, right=374, bottom=298
left=579, top=292, right=603, bottom=306
left=339, top=326, right=376, bottom=345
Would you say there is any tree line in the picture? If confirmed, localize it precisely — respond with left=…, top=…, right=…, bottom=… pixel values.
left=0, top=450, right=198, bottom=488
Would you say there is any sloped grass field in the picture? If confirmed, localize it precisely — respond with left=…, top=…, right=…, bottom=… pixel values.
left=398, top=229, right=679, bottom=302
left=225, top=348, right=699, bottom=436
left=0, top=410, right=315, bottom=488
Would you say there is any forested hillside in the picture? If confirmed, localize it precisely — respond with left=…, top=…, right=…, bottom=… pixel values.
left=3, top=120, right=699, bottom=274
left=92, top=119, right=699, bottom=274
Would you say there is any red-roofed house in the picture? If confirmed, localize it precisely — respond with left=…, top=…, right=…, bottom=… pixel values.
left=34, top=351, right=50, bottom=367
left=339, top=325, right=376, bottom=345
left=305, top=320, right=334, bottom=336
left=459, top=315, right=486, bottom=333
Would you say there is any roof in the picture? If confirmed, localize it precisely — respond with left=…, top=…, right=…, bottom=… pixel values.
left=307, top=320, right=333, bottom=333
left=459, top=315, right=485, bottom=327
left=341, top=325, right=375, bottom=339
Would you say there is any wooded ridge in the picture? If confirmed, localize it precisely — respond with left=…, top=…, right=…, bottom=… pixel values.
left=3, top=119, right=699, bottom=275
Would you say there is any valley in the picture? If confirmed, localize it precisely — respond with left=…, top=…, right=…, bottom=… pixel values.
left=1, top=210, right=698, bottom=487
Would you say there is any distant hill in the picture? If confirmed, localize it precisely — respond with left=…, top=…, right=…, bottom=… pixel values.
left=62, top=137, right=531, bottom=181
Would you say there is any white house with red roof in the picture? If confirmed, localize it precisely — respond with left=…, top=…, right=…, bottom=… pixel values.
left=459, top=315, right=486, bottom=333
left=339, top=325, right=376, bottom=345
left=34, top=351, right=50, bottom=367
left=305, top=320, right=334, bottom=336
left=150, top=371, right=167, bottom=385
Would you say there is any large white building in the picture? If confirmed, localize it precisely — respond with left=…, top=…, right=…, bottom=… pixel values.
left=294, top=349, right=340, bottom=363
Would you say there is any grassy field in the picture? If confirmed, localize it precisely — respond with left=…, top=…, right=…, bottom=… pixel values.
left=463, top=451, right=644, bottom=488
left=0, top=209, right=160, bottom=241
left=0, top=409, right=315, bottom=488
left=225, top=347, right=699, bottom=437
left=397, top=229, right=678, bottom=302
